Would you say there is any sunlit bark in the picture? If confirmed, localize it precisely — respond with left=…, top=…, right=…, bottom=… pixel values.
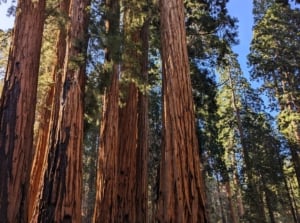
left=156, top=0, right=207, bottom=221
left=0, top=0, right=46, bottom=221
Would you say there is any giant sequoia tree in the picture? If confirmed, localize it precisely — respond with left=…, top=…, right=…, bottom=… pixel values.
left=2, top=0, right=300, bottom=222
left=93, top=0, right=149, bottom=221
left=29, top=0, right=69, bottom=220
left=156, top=0, right=207, bottom=222
left=29, top=0, right=90, bottom=221
left=116, top=1, right=149, bottom=222
left=0, top=0, right=46, bottom=221
left=93, top=0, right=120, bottom=221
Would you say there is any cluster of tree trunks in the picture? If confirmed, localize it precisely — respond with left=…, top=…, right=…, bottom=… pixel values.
left=0, top=0, right=208, bottom=222
left=93, top=0, right=149, bottom=222
left=0, top=0, right=90, bottom=221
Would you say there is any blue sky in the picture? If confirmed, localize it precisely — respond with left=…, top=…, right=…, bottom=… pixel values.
left=0, top=3, right=14, bottom=30
left=227, top=0, right=253, bottom=79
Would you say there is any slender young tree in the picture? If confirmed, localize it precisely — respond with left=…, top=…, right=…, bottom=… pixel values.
left=156, top=0, right=207, bottom=222
left=0, top=0, right=46, bottom=221
left=218, top=52, right=268, bottom=222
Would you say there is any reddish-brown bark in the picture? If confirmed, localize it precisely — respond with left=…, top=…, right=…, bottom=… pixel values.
left=29, top=0, right=90, bottom=221
left=115, top=5, right=149, bottom=222
left=117, top=82, right=139, bottom=223
left=29, top=1, right=69, bottom=220
left=156, top=0, right=207, bottom=222
left=93, top=1, right=149, bottom=221
left=93, top=0, right=121, bottom=222
left=93, top=64, right=120, bottom=223
left=0, top=0, right=46, bottom=221
left=136, top=20, right=149, bottom=223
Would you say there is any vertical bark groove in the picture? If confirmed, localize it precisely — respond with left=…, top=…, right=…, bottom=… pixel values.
left=29, top=1, right=69, bottom=219
left=0, top=0, right=46, bottom=221
left=93, top=64, right=120, bottom=222
left=157, top=0, right=207, bottom=222
left=93, top=0, right=121, bottom=222
left=30, top=0, right=90, bottom=221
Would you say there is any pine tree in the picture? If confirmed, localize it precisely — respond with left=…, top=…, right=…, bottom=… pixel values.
left=249, top=1, right=300, bottom=187
left=217, top=50, right=297, bottom=222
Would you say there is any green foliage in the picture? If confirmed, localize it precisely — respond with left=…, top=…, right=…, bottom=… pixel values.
left=249, top=2, right=300, bottom=148
left=249, top=3, right=300, bottom=100
left=82, top=68, right=102, bottom=222
left=0, top=79, right=3, bottom=95
left=185, top=0, right=238, bottom=66
left=278, top=109, right=300, bottom=141
left=191, top=61, right=224, bottom=175
left=252, top=0, right=274, bottom=24
left=0, top=29, right=11, bottom=79
left=35, top=16, right=58, bottom=121
left=215, top=49, right=297, bottom=222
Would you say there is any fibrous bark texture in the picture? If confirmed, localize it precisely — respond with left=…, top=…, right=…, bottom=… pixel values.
left=29, top=0, right=90, bottom=221
left=93, top=0, right=120, bottom=222
left=0, top=0, right=46, bottom=221
left=29, top=0, right=69, bottom=220
left=157, top=0, right=207, bottom=222
left=93, top=64, right=120, bottom=223
left=93, top=1, right=149, bottom=222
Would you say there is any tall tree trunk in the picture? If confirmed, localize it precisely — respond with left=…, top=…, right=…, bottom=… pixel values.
left=93, top=64, right=120, bottom=223
left=232, top=155, right=245, bottom=219
left=224, top=180, right=238, bottom=223
left=0, top=0, right=46, bottom=221
left=289, top=180, right=300, bottom=222
left=93, top=0, right=120, bottom=222
left=227, top=137, right=244, bottom=221
left=217, top=178, right=227, bottom=223
left=30, top=0, right=90, bottom=221
left=280, top=158, right=299, bottom=222
left=117, top=82, right=139, bottom=222
left=260, top=173, right=275, bottom=223
left=29, top=1, right=69, bottom=219
left=281, top=75, right=300, bottom=188
left=156, top=0, right=207, bottom=222
left=289, top=143, right=300, bottom=188
left=115, top=2, right=149, bottom=221
left=136, top=20, right=149, bottom=223
left=228, top=72, right=266, bottom=222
